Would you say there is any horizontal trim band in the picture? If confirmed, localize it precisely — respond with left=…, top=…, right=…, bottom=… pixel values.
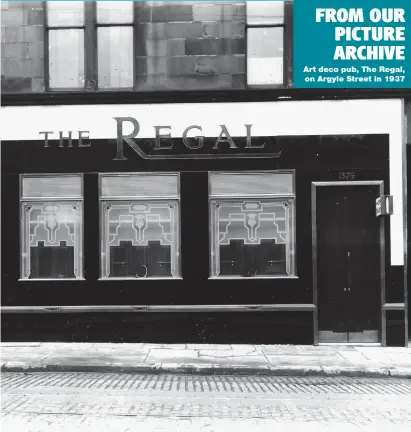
left=1, top=304, right=316, bottom=313
left=382, top=303, right=405, bottom=310
left=1, top=89, right=410, bottom=107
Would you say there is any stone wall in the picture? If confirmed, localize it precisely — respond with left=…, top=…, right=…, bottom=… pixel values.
left=1, top=1, right=45, bottom=92
left=1, top=1, right=246, bottom=93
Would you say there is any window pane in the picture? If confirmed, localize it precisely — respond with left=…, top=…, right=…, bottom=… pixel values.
left=210, top=172, right=293, bottom=197
left=98, top=27, right=133, bottom=89
left=247, top=27, right=283, bottom=86
left=22, top=175, right=82, bottom=199
left=49, top=30, right=85, bottom=89
left=210, top=199, right=295, bottom=277
left=97, top=1, right=134, bottom=24
left=21, top=202, right=83, bottom=279
left=246, top=1, right=284, bottom=25
left=47, top=1, right=84, bottom=27
left=101, top=201, right=180, bottom=278
left=100, top=174, right=179, bottom=199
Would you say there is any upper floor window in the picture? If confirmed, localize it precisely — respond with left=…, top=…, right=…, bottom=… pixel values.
left=246, top=1, right=289, bottom=86
left=209, top=171, right=296, bottom=278
left=46, top=1, right=134, bottom=90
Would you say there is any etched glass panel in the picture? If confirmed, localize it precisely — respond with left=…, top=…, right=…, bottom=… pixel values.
left=101, top=201, right=180, bottom=278
left=49, top=29, right=85, bottom=89
left=210, top=199, right=295, bottom=277
left=210, top=172, right=293, bottom=197
left=21, top=202, right=83, bottom=279
left=247, top=27, right=283, bottom=86
left=47, top=1, right=85, bottom=27
left=22, top=176, right=82, bottom=199
left=101, top=174, right=179, bottom=198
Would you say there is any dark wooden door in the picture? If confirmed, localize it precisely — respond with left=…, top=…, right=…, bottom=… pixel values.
left=316, top=185, right=381, bottom=343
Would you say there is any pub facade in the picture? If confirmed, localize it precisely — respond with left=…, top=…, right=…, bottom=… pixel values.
left=1, top=98, right=408, bottom=346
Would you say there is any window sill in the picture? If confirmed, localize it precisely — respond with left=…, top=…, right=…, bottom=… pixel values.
left=98, top=277, right=183, bottom=281
left=18, top=278, right=86, bottom=282
left=208, top=276, right=299, bottom=280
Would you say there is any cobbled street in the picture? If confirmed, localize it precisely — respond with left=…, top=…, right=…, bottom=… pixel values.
left=1, top=372, right=411, bottom=431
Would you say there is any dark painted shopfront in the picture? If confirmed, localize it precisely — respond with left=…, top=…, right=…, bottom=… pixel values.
left=0, top=99, right=407, bottom=346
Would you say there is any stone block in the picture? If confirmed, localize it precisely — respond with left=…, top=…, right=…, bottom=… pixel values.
left=231, top=55, right=246, bottom=74
left=4, top=26, right=43, bottom=44
left=134, top=3, right=152, bottom=22
left=151, top=5, right=193, bottom=23
left=2, top=58, right=33, bottom=77
left=135, top=39, right=165, bottom=56
left=201, top=22, right=244, bottom=39
left=135, top=57, right=147, bottom=76
left=1, top=42, right=27, bottom=59
left=135, top=74, right=168, bottom=91
left=192, top=4, right=234, bottom=22
left=168, top=39, right=185, bottom=56
left=31, top=77, right=45, bottom=92
left=231, top=38, right=245, bottom=55
left=146, top=56, right=168, bottom=75
left=167, top=56, right=197, bottom=75
left=28, top=9, right=44, bottom=26
left=27, top=42, right=44, bottom=60
left=135, top=23, right=166, bottom=41
left=31, top=57, right=44, bottom=77
left=1, top=9, right=27, bottom=26
left=178, top=73, right=233, bottom=90
left=136, top=57, right=171, bottom=77
left=195, top=55, right=245, bottom=74
left=1, top=74, right=32, bottom=92
left=232, top=22, right=245, bottom=38
left=232, top=73, right=246, bottom=89
left=185, top=38, right=230, bottom=56
left=165, top=22, right=202, bottom=39
left=24, top=25, right=44, bottom=42
left=135, top=39, right=185, bottom=57
left=233, top=4, right=246, bottom=21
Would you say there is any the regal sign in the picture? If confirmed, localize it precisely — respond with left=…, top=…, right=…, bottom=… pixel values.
left=40, top=117, right=282, bottom=160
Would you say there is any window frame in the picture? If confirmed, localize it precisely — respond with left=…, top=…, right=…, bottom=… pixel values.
left=208, top=170, right=297, bottom=280
left=98, top=172, right=182, bottom=281
left=245, top=1, right=294, bottom=89
left=19, top=173, right=85, bottom=281
left=44, top=1, right=137, bottom=92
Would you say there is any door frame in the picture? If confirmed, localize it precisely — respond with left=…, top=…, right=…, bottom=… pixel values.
left=311, top=181, right=386, bottom=346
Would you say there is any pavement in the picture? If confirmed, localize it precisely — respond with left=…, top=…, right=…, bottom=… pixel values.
left=1, top=342, right=410, bottom=378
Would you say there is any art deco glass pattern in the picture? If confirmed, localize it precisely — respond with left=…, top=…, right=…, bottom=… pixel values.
left=101, top=202, right=180, bottom=278
left=209, top=172, right=295, bottom=278
left=21, top=202, right=83, bottom=279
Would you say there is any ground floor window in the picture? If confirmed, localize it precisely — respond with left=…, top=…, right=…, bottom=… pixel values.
left=20, top=175, right=83, bottom=279
left=99, top=173, right=181, bottom=279
left=209, top=172, right=296, bottom=278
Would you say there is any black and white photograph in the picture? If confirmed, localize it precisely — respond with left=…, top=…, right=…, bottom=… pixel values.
left=0, top=1, right=410, bottom=431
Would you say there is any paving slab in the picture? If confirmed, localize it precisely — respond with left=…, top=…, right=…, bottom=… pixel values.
left=1, top=342, right=410, bottom=378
